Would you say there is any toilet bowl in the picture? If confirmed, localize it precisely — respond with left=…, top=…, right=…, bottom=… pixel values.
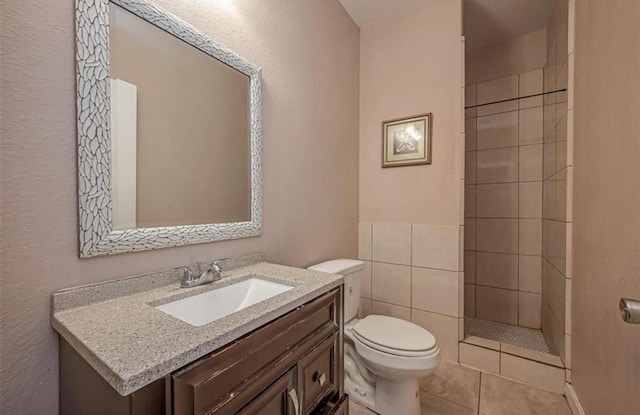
left=308, top=259, right=441, bottom=415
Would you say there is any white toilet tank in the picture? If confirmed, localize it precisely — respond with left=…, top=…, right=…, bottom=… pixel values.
left=308, top=259, right=363, bottom=322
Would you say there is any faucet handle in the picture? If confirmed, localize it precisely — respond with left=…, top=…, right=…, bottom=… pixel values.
left=173, top=266, right=194, bottom=281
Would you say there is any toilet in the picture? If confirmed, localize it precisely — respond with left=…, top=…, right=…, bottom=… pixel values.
left=308, top=259, right=441, bottom=415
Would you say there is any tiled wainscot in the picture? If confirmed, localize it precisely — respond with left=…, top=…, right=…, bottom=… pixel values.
left=358, top=222, right=464, bottom=362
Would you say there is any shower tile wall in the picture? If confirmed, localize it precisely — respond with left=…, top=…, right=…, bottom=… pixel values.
left=358, top=223, right=464, bottom=362
left=464, top=70, right=544, bottom=329
left=542, top=0, right=572, bottom=368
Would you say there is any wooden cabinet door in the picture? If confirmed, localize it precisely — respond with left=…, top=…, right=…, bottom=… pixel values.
left=297, top=334, right=338, bottom=414
left=237, top=369, right=298, bottom=415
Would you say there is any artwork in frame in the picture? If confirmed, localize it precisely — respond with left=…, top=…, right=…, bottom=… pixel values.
left=381, top=113, right=432, bottom=168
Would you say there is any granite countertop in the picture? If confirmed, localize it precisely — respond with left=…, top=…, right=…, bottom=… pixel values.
left=51, top=260, right=343, bottom=396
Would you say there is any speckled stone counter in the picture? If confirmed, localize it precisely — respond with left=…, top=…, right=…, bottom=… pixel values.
left=51, top=258, right=343, bottom=396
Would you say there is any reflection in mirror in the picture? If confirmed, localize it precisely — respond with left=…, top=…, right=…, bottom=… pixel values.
left=109, top=2, right=251, bottom=229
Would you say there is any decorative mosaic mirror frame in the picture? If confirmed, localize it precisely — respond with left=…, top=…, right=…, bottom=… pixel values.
left=76, top=0, right=263, bottom=257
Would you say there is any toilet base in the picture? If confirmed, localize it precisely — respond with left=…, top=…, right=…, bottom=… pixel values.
left=375, top=378, right=421, bottom=415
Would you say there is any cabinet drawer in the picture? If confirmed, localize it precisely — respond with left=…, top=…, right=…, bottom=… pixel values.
left=298, top=334, right=338, bottom=414
left=313, top=394, right=349, bottom=415
left=173, top=289, right=340, bottom=415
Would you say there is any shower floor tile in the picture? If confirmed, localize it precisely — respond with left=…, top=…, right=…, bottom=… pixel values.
left=464, top=317, right=550, bottom=353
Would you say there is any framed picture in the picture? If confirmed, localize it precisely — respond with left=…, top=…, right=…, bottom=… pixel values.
left=381, top=113, right=432, bottom=168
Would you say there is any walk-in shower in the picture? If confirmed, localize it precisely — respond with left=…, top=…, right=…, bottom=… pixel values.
left=463, top=0, right=571, bottom=368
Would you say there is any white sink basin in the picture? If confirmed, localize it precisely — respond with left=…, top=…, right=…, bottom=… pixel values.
left=155, top=277, right=294, bottom=326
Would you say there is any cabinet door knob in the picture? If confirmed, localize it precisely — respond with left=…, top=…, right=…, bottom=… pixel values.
left=620, top=298, right=640, bottom=324
left=287, top=388, right=301, bottom=415
left=313, top=372, right=327, bottom=387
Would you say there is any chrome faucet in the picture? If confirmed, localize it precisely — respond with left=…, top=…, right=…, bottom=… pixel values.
left=176, top=261, right=222, bottom=288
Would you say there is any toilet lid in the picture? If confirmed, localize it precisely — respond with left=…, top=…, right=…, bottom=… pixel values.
left=353, top=315, right=437, bottom=356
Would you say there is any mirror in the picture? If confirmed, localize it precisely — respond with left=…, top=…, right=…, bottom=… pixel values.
left=109, top=3, right=251, bottom=229
left=76, top=0, right=262, bottom=257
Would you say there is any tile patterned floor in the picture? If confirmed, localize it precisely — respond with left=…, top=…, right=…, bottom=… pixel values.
left=465, top=318, right=550, bottom=353
left=349, top=361, right=572, bottom=415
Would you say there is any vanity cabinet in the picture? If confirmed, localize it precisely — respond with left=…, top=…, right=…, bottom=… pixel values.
left=60, top=288, right=348, bottom=415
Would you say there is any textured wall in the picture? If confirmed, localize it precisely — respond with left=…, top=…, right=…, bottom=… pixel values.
left=572, top=0, right=640, bottom=413
left=356, top=0, right=464, bottom=364
left=359, top=0, right=463, bottom=226
left=0, top=1, right=359, bottom=413
left=466, top=29, right=547, bottom=85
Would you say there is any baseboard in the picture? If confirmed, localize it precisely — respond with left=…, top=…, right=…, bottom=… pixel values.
left=565, top=383, right=586, bottom=415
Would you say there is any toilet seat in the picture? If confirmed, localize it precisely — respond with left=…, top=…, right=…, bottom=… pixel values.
left=350, top=317, right=441, bottom=380
left=353, top=315, right=437, bottom=357
left=353, top=335, right=441, bottom=374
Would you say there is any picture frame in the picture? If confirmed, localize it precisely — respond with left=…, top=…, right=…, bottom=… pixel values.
left=381, top=113, right=432, bottom=168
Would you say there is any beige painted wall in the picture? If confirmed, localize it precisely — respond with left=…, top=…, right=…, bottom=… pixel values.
left=572, top=0, right=640, bottom=413
left=0, top=1, right=359, bottom=413
left=357, top=0, right=464, bottom=363
left=466, top=29, right=547, bottom=85
left=110, top=3, right=251, bottom=227
left=359, top=0, right=463, bottom=226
